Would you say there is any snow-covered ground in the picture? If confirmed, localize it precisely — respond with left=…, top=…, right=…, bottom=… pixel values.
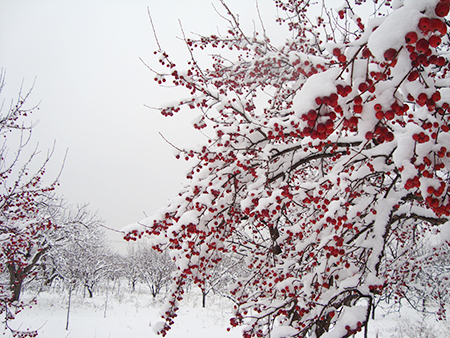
left=2, top=287, right=241, bottom=338
left=2, top=286, right=449, bottom=338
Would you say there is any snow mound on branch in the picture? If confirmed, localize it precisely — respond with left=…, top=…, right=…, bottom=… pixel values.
left=152, top=321, right=166, bottom=335
left=293, top=68, right=341, bottom=114
left=404, top=0, right=441, bottom=13
left=368, top=6, right=422, bottom=60
left=270, top=325, right=298, bottom=338
left=322, top=306, right=367, bottom=338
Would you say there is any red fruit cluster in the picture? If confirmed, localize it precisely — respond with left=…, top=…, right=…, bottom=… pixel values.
left=358, top=79, right=375, bottom=94
left=412, top=131, right=430, bottom=143
left=332, top=47, right=347, bottom=63
left=369, top=284, right=384, bottom=295
left=404, top=176, right=421, bottom=190
left=345, top=321, right=363, bottom=335
left=301, top=92, right=343, bottom=139
left=374, top=101, right=409, bottom=121
left=336, top=84, right=352, bottom=97
left=404, top=13, right=448, bottom=70
left=373, top=125, right=394, bottom=143
left=409, top=91, right=442, bottom=112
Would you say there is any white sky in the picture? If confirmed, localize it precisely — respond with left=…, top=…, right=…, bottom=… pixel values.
left=0, top=0, right=279, bottom=251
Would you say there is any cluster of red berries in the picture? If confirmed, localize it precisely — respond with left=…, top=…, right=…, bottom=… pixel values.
left=332, top=47, right=347, bottom=63
left=345, top=321, right=363, bottom=335
left=368, top=284, right=384, bottom=295
left=381, top=1, right=448, bottom=71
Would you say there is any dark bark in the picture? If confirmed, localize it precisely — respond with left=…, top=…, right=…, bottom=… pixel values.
left=202, top=291, right=207, bottom=308
left=7, top=247, right=49, bottom=301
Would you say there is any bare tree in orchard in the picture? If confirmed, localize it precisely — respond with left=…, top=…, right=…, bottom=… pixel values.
left=126, top=241, right=174, bottom=298
left=126, top=1, right=450, bottom=337
left=48, top=205, right=112, bottom=299
left=0, top=73, right=61, bottom=337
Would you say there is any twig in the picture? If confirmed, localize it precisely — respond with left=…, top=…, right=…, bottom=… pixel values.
left=147, top=6, right=162, bottom=51
left=159, top=132, right=183, bottom=153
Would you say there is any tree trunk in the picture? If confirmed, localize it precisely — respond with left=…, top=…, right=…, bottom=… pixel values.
left=12, top=278, right=23, bottom=302
left=66, top=284, right=73, bottom=330
left=86, top=285, right=93, bottom=298
left=8, top=264, right=23, bottom=302
left=202, top=291, right=207, bottom=308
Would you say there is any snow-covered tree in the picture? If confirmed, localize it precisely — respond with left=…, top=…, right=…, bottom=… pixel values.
left=48, top=205, right=112, bottom=298
left=126, top=1, right=450, bottom=336
left=0, top=74, right=61, bottom=337
left=126, top=241, right=174, bottom=298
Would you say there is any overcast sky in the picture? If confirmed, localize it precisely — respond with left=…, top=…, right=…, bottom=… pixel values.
left=0, top=0, right=280, bottom=251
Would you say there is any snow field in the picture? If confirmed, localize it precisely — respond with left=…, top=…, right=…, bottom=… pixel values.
left=2, top=287, right=240, bottom=338
left=2, top=286, right=449, bottom=338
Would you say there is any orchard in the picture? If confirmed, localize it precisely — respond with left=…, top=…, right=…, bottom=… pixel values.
left=126, top=0, right=450, bottom=337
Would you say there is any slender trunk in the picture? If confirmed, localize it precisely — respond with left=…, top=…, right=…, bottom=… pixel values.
left=66, top=284, right=73, bottom=330
left=364, top=297, right=373, bottom=338
left=85, top=284, right=93, bottom=298
left=202, top=291, right=206, bottom=308
left=104, top=281, right=109, bottom=319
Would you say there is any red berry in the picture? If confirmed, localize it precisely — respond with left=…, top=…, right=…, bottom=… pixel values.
left=416, top=39, right=429, bottom=53
left=358, top=82, right=368, bottom=92
left=432, top=91, right=441, bottom=102
left=430, top=18, right=447, bottom=35
left=354, top=95, right=363, bottom=105
left=333, top=48, right=341, bottom=56
left=417, top=93, right=428, bottom=106
left=385, top=132, right=394, bottom=142
left=338, top=54, right=347, bottom=63
left=435, top=1, right=450, bottom=17
left=353, top=105, right=363, bottom=114
left=405, top=31, right=418, bottom=44
left=375, top=111, right=384, bottom=120
left=418, top=17, right=431, bottom=32
left=406, top=45, right=415, bottom=53
left=362, top=47, right=372, bottom=58
left=383, top=48, right=397, bottom=61
left=384, top=110, right=395, bottom=120
left=437, top=56, right=447, bottom=66
left=429, top=35, right=442, bottom=48
left=307, top=109, right=318, bottom=120
left=417, top=54, right=428, bottom=66
left=429, top=55, right=438, bottom=65
left=317, top=123, right=326, bottom=133
left=409, top=52, right=418, bottom=61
